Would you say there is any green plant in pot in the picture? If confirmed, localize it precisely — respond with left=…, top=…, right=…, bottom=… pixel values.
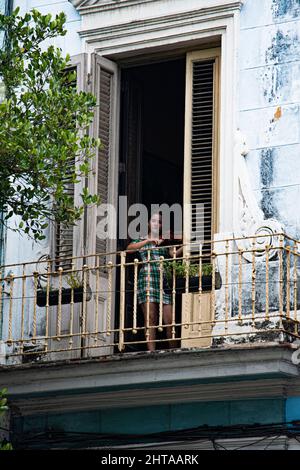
left=36, top=272, right=92, bottom=307
left=163, top=259, right=222, bottom=294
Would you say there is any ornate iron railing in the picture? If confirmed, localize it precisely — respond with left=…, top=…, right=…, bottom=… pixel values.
left=0, top=233, right=299, bottom=365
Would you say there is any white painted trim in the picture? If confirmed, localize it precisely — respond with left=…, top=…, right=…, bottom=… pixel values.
left=69, top=0, right=243, bottom=15
left=79, top=8, right=239, bottom=42
left=70, top=0, right=164, bottom=13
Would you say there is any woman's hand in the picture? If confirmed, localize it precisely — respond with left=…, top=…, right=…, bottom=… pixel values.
left=149, top=238, right=164, bottom=246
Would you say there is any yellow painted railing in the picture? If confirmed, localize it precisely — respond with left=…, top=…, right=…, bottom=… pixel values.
left=0, top=233, right=300, bottom=365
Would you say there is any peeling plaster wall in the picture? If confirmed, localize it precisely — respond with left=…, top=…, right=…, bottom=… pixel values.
left=240, top=0, right=300, bottom=238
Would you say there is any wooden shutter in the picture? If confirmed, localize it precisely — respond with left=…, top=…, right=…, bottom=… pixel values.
left=181, top=48, right=220, bottom=350
left=87, top=54, right=119, bottom=259
left=184, top=49, right=220, bottom=255
left=96, top=67, right=111, bottom=255
left=54, top=172, right=75, bottom=271
left=48, top=54, right=88, bottom=361
left=83, top=55, right=119, bottom=358
left=53, top=67, right=76, bottom=270
left=52, top=54, right=88, bottom=265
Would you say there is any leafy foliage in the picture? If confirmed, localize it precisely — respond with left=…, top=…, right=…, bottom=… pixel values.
left=164, top=260, right=212, bottom=281
left=0, top=388, right=8, bottom=414
left=65, top=271, right=83, bottom=289
left=0, top=7, right=100, bottom=240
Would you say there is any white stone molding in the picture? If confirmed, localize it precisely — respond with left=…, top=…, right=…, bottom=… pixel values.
left=69, top=0, right=243, bottom=16
left=233, top=129, right=284, bottom=262
left=68, top=0, right=244, bottom=54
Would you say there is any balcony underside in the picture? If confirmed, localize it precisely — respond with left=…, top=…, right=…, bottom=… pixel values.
left=1, top=343, right=300, bottom=417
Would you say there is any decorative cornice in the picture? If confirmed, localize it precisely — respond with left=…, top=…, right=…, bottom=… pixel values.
left=70, top=0, right=161, bottom=14
left=68, top=0, right=244, bottom=16
left=79, top=5, right=236, bottom=40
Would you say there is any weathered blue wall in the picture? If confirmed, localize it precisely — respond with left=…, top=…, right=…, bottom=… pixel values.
left=286, top=396, right=300, bottom=423
left=240, top=0, right=300, bottom=238
left=13, top=0, right=81, bottom=56
left=13, top=398, right=285, bottom=448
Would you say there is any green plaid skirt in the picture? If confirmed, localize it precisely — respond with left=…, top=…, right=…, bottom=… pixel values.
left=132, top=239, right=172, bottom=305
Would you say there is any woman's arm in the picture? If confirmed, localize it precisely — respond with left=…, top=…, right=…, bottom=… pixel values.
left=168, top=245, right=183, bottom=258
left=126, top=239, right=153, bottom=252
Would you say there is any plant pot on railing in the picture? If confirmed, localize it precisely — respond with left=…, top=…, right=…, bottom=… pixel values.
left=164, top=272, right=222, bottom=295
left=36, top=285, right=92, bottom=307
left=163, top=260, right=222, bottom=295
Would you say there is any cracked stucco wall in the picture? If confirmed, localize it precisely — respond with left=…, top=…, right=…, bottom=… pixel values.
left=240, top=0, right=300, bottom=238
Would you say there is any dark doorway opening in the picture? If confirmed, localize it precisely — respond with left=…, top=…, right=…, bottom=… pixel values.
left=119, top=58, right=186, bottom=236
left=116, top=58, right=186, bottom=352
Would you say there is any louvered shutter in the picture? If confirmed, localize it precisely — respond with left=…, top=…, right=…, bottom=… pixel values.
left=181, top=49, right=220, bottom=350
left=87, top=55, right=119, bottom=259
left=184, top=49, right=220, bottom=255
left=54, top=67, right=76, bottom=270
left=48, top=54, right=88, bottom=361
left=53, top=54, right=88, bottom=266
left=55, top=168, right=75, bottom=271
left=96, top=68, right=111, bottom=255
left=83, top=55, right=119, bottom=358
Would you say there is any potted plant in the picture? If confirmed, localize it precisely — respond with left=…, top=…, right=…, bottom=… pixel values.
left=36, top=272, right=92, bottom=307
left=163, top=260, right=222, bottom=294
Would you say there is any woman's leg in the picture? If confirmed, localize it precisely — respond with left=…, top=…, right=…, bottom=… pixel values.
left=163, top=304, right=179, bottom=349
left=141, top=302, right=158, bottom=351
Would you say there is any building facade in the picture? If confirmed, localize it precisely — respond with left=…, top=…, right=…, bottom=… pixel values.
left=1, top=0, right=300, bottom=449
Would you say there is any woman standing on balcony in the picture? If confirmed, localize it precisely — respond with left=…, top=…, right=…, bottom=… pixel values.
left=127, top=213, right=183, bottom=352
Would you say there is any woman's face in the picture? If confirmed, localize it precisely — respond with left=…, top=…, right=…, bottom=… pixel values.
left=149, top=213, right=162, bottom=236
